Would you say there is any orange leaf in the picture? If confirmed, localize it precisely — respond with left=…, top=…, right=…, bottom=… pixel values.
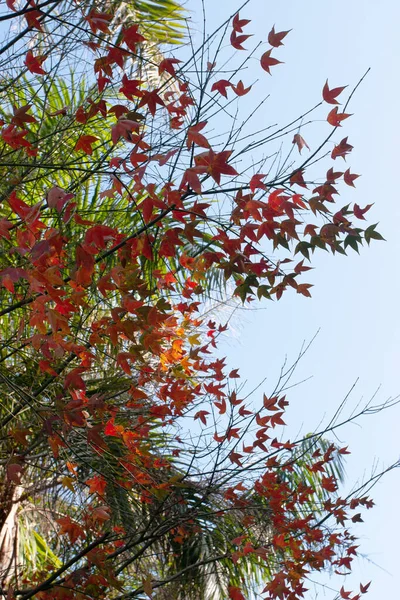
left=327, top=107, right=352, bottom=127
left=232, top=80, right=252, bottom=96
left=75, top=135, right=99, bottom=155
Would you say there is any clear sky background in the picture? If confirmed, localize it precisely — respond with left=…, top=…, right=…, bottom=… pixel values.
left=184, top=1, right=400, bottom=598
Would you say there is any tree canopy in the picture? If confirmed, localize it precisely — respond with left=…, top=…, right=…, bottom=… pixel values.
left=0, top=2, right=394, bottom=600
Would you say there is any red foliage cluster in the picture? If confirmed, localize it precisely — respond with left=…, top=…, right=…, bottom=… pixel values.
left=0, top=3, right=382, bottom=599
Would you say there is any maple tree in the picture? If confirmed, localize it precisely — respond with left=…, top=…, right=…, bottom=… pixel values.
left=0, top=2, right=394, bottom=600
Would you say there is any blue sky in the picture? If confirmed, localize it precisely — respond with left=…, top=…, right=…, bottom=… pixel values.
left=184, top=0, right=400, bottom=598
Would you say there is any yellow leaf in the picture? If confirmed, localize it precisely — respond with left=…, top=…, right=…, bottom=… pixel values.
left=61, top=476, right=75, bottom=492
left=142, top=574, right=152, bottom=598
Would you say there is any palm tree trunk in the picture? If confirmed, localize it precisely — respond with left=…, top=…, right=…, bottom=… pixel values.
left=0, top=480, right=20, bottom=587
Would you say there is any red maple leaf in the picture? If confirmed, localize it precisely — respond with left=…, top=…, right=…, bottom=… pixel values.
left=56, top=516, right=84, bottom=544
left=85, top=10, right=112, bottom=34
left=323, top=80, right=347, bottom=104
left=25, top=4, right=43, bottom=31
left=344, top=168, right=360, bottom=186
left=11, top=104, right=36, bottom=127
left=195, top=149, right=238, bottom=184
left=321, top=475, right=338, bottom=492
left=229, top=452, right=243, bottom=466
left=86, top=475, right=107, bottom=496
left=194, top=410, right=209, bottom=425
left=158, top=57, right=182, bottom=77
left=260, top=49, right=283, bottom=74
left=249, top=173, right=267, bottom=192
left=268, top=26, right=290, bottom=47
left=232, top=13, right=250, bottom=32
left=122, top=24, right=145, bottom=52
left=232, top=80, right=252, bottom=96
left=228, top=586, right=246, bottom=600
left=211, top=79, right=233, bottom=98
left=331, top=137, right=353, bottom=160
left=24, top=50, right=46, bottom=75
left=353, top=203, right=373, bottom=220
left=230, top=30, right=252, bottom=50
left=138, top=89, right=164, bottom=116
left=290, top=169, right=307, bottom=188
left=6, top=0, right=17, bottom=11
left=360, top=582, right=371, bottom=594
left=327, top=106, right=352, bottom=127
left=74, top=135, right=98, bottom=155
left=187, top=121, right=210, bottom=149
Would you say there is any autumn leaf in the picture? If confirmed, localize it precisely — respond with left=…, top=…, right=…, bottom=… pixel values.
left=292, top=133, right=310, bottom=153
left=211, top=79, right=233, bottom=98
left=331, top=137, right=353, bottom=160
left=122, top=24, right=145, bottom=52
left=85, top=9, right=111, bottom=34
left=268, top=26, right=290, bottom=47
left=352, top=513, right=363, bottom=523
left=86, top=475, right=107, bottom=496
left=250, top=173, right=267, bottom=192
left=24, top=50, right=46, bottom=75
left=344, top=168, right=360, bottom=186
left=194, top=410, right=209, bottom=425
left=228, top=586, right=246, bottom=600
left=321, top=475, right=338, bottom=492
left=61, top=476, right=75, bottom=493
left=260, top=49, right=283, bottom=74
left=142, top=574, right=153, bottom=598
left=11, top=104, right=36, bottom=127
left=187, top=121, right=210, bottom=149
left=138, top=89, right=164, bottom=116
left=296, top=283, right=313, bottom=297
left=56, top=516, right=84, bottom=544
left=360, top=582, right=371, bottom=594
left=158, top=57, right=182, bottom=77
left=323, top=80, right=347, bottom=104
left=229, top=451, right=243, bottom=466
left=327, top=106, right=352, bottom=127
left=74, top=135, right=99, bottom=155
left=229, top=369, right=240, bottom=378
left=194, top=149, right=238, bottom=184
left=232, top=13, right=250, bottom=32
left=230, top=30, right=252, bottom=50
left=353, top=203, right=373, bottom=220
left=232, top=80, right=252, bottom=96
left=92, top=506, right=110, bottom=523
left=290, top=169, right=307, bottom=188
left=46, top=186, right=74, bottom=212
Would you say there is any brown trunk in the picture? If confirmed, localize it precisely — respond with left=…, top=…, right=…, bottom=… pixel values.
left=0, top=479, right=20, bottom=588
